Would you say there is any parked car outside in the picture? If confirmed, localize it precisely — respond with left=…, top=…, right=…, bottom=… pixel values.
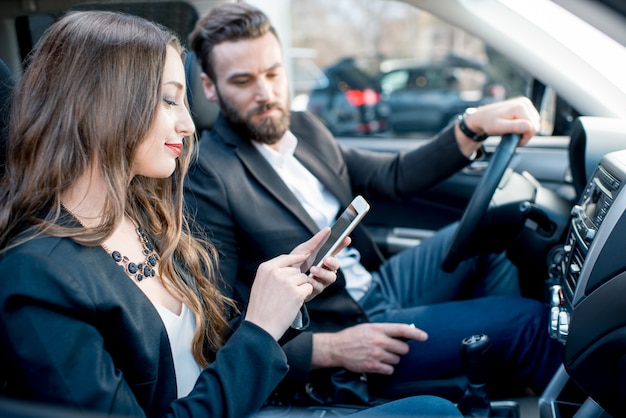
left=377, top=55, right=506, bottom=134
left=305, top=57, right=389, bottom=136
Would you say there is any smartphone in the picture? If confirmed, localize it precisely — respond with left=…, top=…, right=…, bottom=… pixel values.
left=301, top=195, right=370, bottom=273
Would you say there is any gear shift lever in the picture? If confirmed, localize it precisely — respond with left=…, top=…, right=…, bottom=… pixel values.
left=457, top=334, right=492, bottom=417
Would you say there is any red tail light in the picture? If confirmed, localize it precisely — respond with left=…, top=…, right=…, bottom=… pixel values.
left=486, top=84, right=506, bottom=100
left=344, top=89, right=380, bottom=106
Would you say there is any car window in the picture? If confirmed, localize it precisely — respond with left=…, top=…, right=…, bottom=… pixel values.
left=289, top=0, right=529, bottom=137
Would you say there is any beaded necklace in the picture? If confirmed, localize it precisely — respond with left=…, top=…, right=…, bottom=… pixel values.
left=101, top=224, right=159, bottom=282
left=62, top=205, right=159, bottom=282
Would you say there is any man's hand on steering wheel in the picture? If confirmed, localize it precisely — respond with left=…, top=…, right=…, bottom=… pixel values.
left=454, top=97, right=541, bottom=158
left=442, top=97, right=541, bottom=273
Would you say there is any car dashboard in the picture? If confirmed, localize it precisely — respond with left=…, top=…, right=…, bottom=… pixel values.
left=541, top=117, right=626, bottom=418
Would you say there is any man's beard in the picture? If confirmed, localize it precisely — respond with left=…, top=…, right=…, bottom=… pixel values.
left=217, top=91, right=290, bottom=145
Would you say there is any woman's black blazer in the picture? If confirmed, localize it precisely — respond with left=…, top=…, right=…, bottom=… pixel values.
left=0, top=234, right=289, bottom=417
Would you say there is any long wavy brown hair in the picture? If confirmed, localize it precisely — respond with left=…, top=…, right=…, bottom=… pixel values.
left=0, top=10, right=234, bottom=366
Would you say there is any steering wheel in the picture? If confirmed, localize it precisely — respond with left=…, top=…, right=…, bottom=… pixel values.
left=441, top=133, right=521, bottom=272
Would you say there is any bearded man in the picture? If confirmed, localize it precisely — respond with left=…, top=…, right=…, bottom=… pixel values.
left=183, top=1, right=561, bottom=407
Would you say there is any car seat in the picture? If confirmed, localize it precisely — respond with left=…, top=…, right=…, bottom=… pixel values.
left=69, top=1, right=198, bottom=48
left=184, top=51, right=219, bottom=133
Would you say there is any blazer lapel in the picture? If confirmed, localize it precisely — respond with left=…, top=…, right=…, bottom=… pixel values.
left=214, top=116, right=320, bottom=233
left=288, top=113, right=353, bottom=207
left=294, top=141, right=352, bottom=206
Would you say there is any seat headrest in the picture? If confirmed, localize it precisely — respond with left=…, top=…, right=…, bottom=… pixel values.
left=70, top=1, right=198, bottom=48
left=185, top=51, right=220, bottom=134
left=68, top=2, right=218, bottom=134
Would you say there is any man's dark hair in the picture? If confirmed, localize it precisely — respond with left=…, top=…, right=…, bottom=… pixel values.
left=189, top=3, right=279, bottom=81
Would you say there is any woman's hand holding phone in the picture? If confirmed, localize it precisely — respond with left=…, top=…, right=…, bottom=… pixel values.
left=246, top=228, right=343, bottom=340
left=246, top=196, right=369, bottom=339
left=290, top=227, right=347, bottom=301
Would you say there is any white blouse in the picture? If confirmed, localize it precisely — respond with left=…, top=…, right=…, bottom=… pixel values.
left=154, top=303, right=202, bottom=398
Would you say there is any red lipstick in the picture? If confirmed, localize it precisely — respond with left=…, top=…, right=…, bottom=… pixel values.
left=165, top=143, right=182, bottom=156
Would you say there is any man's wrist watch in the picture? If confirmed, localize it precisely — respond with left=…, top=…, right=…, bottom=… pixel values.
left=457, top=108, right=488, bottom=142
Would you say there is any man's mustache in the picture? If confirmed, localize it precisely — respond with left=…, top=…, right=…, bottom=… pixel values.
left=248, top=103, right=284, bottom=118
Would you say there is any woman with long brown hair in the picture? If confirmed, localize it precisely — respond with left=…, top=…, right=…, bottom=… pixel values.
left=0, top=9, right=340, bottom=417
left=0, top=9, right=461, bottom=418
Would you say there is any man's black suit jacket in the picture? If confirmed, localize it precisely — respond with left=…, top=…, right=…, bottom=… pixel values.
left=184, top=111, right=471, bottom=384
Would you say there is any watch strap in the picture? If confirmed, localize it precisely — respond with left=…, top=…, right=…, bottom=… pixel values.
left=457, top=110, right=488, bottom=142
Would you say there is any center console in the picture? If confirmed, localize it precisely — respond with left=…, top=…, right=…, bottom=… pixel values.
left=543, top=149, right=626, bottom=417
left=549, top=152, right=626, bottom=343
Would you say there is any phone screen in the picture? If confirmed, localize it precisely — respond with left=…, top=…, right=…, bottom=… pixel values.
left=301, top=196, right=370, bottom=273
left=312, top=205, right=358, bottom=267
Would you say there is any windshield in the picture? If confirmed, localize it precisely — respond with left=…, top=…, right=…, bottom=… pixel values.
left=498, top=0, right=626, bottom=96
